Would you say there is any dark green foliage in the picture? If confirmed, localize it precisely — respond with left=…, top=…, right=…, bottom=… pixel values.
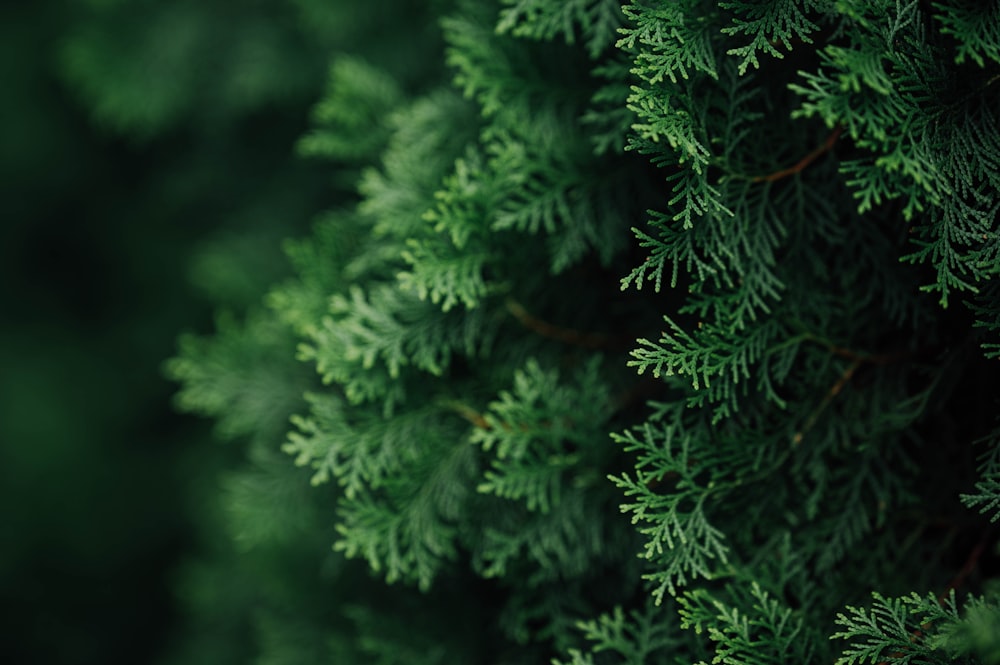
left=832, top=591, right=1000, bottom=665
left=962, top=426, right=1000, bottom=523
left=2, top=2, right=358, bottom=663
left=60, top=0, right=320, bottom=138
left=156, top=0, right=1000, bottom=663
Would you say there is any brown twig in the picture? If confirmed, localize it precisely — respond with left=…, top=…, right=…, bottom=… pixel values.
left=439, top=400, right=569, bottom=434
left=815, top=337, right=911, bottom=366
left=505, top=298, right=628, bottom=349
left=752, top=125, right=844, bottom=183
left=793, top=358, right=862, bottom=445
left=443, top=400, right=491, bottom=430
left=939, top=533, right=991, bottom=603
left=792, top=331, right=916, bottom=445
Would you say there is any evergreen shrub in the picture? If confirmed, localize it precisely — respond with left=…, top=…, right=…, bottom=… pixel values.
left=166, top=0, right=1000, bottom=662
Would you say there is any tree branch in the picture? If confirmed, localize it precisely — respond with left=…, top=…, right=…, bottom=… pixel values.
left=505, top=298, right=630, bottom=349
left=793, top=358, right=862, bottom=446
left=752, top=125, right=844, bottom=183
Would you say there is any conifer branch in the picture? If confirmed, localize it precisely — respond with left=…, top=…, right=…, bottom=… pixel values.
left=870, top=532, right=994, bottom=665
left=751, top=125, right=844, bottom=183
left=162, top=0, right=1000, bottom=658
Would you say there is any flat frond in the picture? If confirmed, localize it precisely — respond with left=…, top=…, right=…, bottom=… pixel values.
left=720, top=0, right=830, bottom=75
left=497, top=0, right=624, bottom=58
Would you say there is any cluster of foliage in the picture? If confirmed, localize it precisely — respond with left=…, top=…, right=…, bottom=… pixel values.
left=3, top=1, right=351, bottom=662
left=166, top=0, right=1000, bottom=663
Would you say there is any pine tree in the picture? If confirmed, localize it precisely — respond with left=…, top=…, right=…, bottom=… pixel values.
left=164, top=0, right=1000, bottom=662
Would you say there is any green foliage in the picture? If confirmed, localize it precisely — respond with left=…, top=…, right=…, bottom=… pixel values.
left=721, top=0, right=832, bottom=75
left=496, top=0, right=623, bottom=58
left=679, top=582, right=817, bottom=665
left=932, top=595, right=1000, bottom=665
left=789, top=0, right=1000, bottom=305
left=473, top=357, right=612, bottom=513
left=59, top=0, right=323, bottom=137
left=933, top=1, right=1000, bottom=67
left=167, top=310, right=310, bottom=444
left=832, top=591, right=1000, bottom=665
left=553, top=602, right=684, bottom=665
left=961, top=425, right=1000, bottom=522
left=297, top=57, right=403, bottom=162
left=157, top=0, right=1000, bottom=663
left=610, top=411, right=732, bottom=602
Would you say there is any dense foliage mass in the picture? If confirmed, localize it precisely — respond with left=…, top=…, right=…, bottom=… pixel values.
left=160, top=0, right=1000, bottom=662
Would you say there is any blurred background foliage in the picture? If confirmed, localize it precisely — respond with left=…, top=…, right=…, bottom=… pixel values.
left=1, top=1, right=445, bottom=662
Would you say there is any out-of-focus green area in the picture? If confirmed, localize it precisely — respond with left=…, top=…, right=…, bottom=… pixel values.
left=0, top=2, right=369, bottom=662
